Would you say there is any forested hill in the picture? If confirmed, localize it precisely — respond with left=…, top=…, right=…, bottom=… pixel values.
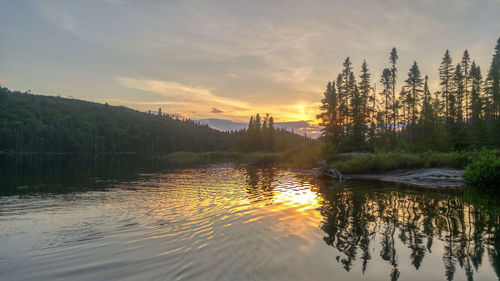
left=0, top=87, right=233, bottom=153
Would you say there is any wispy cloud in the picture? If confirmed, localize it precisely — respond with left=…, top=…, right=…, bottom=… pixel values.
left=211, top=107, right=225, bottom=114
left=114, top=77, right=321, bottom=121
left=1, top=0, right=497, bottom=123
left=116, top=77, right=250, bottom=110
left=0, top=74, right=8, bottom=83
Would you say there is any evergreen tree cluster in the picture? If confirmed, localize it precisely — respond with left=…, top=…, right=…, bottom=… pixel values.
left=0, top=87, right=233, bottom=153
left=318, top=37, right=500, bottom=152
left=233, top=113, right=313, bottom=152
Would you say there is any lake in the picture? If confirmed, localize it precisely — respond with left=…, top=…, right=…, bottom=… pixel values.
left=0, top=155, right=499, bottom=281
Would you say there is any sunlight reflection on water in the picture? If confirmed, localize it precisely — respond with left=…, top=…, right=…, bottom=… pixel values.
left=0, top=165, right=498, bottom=281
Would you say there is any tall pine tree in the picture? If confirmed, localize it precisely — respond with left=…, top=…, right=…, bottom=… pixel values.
left=439, top=50, right=454, bottom=122
left=405, top=61, right=424, bottom=125
left=390, top=48, right=399, bottom=134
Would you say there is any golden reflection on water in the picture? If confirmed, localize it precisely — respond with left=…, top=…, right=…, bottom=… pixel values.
left=273, top=183, right=321, bottom=210
left=238, top=169, right=325, bottom=252
left=115, top=166, right=500, bottom=280
left=1, top=165, right=499, bottom=281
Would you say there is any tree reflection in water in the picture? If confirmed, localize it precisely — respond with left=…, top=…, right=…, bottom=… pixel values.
left=242, top=166, right=277, bottom=203
left=318, top=180, right=499, bottom=281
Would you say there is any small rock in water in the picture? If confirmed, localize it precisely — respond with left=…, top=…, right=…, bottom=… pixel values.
left=314, top=161, right=343, bottom=182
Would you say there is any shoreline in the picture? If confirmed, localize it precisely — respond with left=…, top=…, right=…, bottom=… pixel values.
left=291, top=167, right=466, bottom=188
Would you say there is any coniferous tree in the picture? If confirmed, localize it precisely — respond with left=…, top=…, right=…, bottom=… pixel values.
left=317, top=81, right=339, bottom=142
left=254, top=113, right=262, bottom=148
left=405, top=61, right=424, bottom=125
left=470, top=61, right=487, bottom=147
left=487, top=37, right=500, bottom=119
left=390, top=48, right=399, bottom=134
left=470, top=62, right=483, bottom=124
left=336, top=73, right=347, bottom=138
left=421, top=76, right=435, bottom=125
left=359, top=60, right=371, bottom=125
left=461, top=50, right=471, bottom=122
left=267, top=116, right=275, bottom=150
left=351, top=83, right=365, bottom=147
left=486, top=37, right=500, bottom=146
left=381, top=68, right=393, bottom=133
left=453, top=63, right=465, bottom=123
left=358, top=60, right=371, bottom=148
left=346, top=71, right=358, bottom=141
left=341, top=57, right=354, bottom=137
left=439, top=50, right=454, bottom=122
left=262, top=114, right=268, bottom=148
left=367, top=83, right=378, bottom=147
left=247, top=116, right=255, bottom=150
left=399, top=86, right=410, bottom=129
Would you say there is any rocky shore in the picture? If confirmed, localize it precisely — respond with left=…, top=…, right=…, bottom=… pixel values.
left=346, top=168, right=465, bottom=188
left=293, top=167, right=465, bottom=188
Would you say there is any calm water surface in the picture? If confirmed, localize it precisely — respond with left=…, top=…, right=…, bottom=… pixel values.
left=0, top=159, right=499, bottom=281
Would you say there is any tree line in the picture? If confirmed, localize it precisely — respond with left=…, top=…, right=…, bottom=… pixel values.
left=0, top=88, right=233, bottom=153
left=0, top=88, right=311, bottom=154
left=317, top=37, right=500, bottom=152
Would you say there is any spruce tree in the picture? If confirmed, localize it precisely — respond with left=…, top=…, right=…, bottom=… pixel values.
left=380, top=68, right=393, bottom=132
left=421, top=75, right=434, bottom=124
left=487, top=37, right=500, bottom=119
left=317, top=81, right=339, bottom=141
left=262, top=114, right=269, bottom=149
left=461, top=50, right=471, bottom=122
left=255, top=113, right=262, bottom=149
left=453, top=63, right=465, bottom=122
left=439, top=50, right=454, bottom=121
left=486, top=37, right=500, bottom=145
left=268, top=116, right=275, bottom=150
left=470, top=62, right=483, bottom=124
left=247, top=116, right=255, bottom=151
left=390, top=48, right=398, bottom=134
left=336, top=73, right=346, bottom=138
left=399, top=86, right=410, bottom=129
left=351, top=83, right=365, bottom=147
left=341, top=57, right=353, bottom=135
left=405, top=61, right=424, bottom=124
left=359, top=60, right=371, bottom=125
left=368, top=83, right=378, bottom=146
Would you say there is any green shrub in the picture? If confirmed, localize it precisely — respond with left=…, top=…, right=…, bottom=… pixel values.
left=463, top=187, right=500, bottom=215
left=420, top=151, right=470, bottom=169
left=464, top=150, right=500, bottom=188
left=282, top=144, right=321, bottom=169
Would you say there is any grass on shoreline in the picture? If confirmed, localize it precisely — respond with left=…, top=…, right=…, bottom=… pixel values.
left=165, top=149, right=500, bottom=173
left=167, top=149, right=499, bottom=189
left=328, top=151, right=470, bottom=174
left=328, top=149, right=500, bottom=177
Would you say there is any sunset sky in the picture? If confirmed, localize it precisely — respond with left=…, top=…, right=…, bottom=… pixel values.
left=1, top=0, right=499, bottom=123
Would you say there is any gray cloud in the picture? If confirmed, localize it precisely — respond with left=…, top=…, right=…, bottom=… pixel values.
left=1, top=0, right=499, bottom=122
left=211, top=108, right=225, bottom=114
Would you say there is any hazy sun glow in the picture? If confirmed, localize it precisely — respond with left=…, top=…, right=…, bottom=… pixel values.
left=1, top=1, right=498, bottom=123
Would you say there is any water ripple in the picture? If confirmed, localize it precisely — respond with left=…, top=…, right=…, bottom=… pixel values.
left=0, top=166, right=498, bottom=281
